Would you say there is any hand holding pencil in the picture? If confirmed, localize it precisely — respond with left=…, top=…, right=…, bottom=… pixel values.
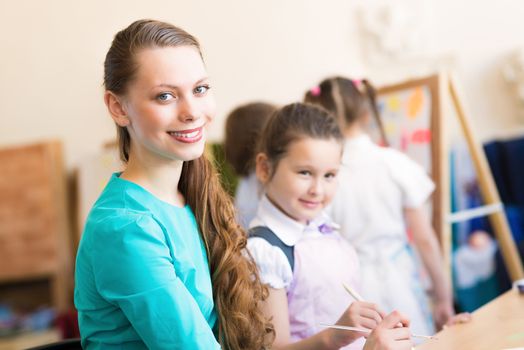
left=339, top=283, right=435, bottom=340
left=362, top=311, right=413, bottom=350
left=326, top=296, right=387, bottom=348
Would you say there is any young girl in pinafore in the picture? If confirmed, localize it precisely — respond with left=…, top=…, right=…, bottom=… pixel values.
left=248, top=102, right=413, bottom=350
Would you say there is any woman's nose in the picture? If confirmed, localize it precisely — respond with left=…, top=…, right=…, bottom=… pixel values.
left=178, top=96, right=200, bottom=123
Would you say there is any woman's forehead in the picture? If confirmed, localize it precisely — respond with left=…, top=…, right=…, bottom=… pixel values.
left=133, top=46, right=207, bottom=88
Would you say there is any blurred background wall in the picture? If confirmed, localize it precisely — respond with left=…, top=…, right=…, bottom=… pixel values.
left=1, top=0, right=523, bottom=167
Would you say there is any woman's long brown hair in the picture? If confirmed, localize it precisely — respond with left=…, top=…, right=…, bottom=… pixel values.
left=104, top=19, right=273, bottom=350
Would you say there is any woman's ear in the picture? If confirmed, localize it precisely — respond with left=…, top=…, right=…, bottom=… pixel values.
left=104, top=91, right=130, bottom=127
left=255, top=153, right=272, bottom=184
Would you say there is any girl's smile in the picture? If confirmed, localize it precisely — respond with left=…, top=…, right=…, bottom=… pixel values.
left=260, top=137, right=342, bottom=224
left=298, top=199, right=321, bottom=209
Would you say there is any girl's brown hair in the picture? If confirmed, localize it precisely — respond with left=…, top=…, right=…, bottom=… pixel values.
left=104, top=19, right=273, bottom=350
left=224, top=102, right=277, bottom=176
left=304, top=77, right=388, bottom=145
left=258, top=102, right=343, bottom=175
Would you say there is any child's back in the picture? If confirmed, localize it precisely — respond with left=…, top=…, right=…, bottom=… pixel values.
left=331, top=134, right=433, bottom=251
left=331, top=133, right=436, bottom=336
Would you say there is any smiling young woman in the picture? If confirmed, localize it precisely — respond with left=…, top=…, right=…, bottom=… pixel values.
left=74, top=19, right=273, bottom=350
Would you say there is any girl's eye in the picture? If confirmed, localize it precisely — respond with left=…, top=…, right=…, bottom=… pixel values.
left=157, top=93, right=174, bottom=101
left=194, top=84, right=210, bottom=95
left=325, top=172, right=337, bottom=179
left=298, top=170, right=311, bottom=176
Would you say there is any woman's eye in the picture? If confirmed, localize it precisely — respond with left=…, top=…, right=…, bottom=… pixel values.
left=194, top=85, right=210, bottom=95
left=157, top=93, right=174, bottom=101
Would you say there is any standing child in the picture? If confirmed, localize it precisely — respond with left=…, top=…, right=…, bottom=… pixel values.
left=248, top=102, right=413, bottom=350
left=74, top=19, right=272, bottom=350
left=224, top=102, right=277, bottom=228
left=305, top=77, right=454, bottom=336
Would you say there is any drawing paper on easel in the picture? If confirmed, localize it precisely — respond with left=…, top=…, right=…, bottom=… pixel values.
left=370, top=85, right=433, bottom=174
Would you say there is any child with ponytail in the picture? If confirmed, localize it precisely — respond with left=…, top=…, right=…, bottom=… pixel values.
left=305, top=77, right=455, bottom=336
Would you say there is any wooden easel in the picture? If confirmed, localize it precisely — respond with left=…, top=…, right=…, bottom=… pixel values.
left=376, top=72, right=524, bottom=283
left=445, top=73, right=524, bottom=282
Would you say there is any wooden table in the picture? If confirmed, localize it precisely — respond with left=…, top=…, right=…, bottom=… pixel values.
left=417, top=289, right=524, bottom=350
left=0, top=329, right=60, bottom=350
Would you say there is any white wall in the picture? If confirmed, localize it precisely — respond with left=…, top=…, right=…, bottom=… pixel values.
left=432, top=0, right=524, bottom=140
left=0, top=0, right=365, bottom=167
left=1, top=0, right=523, bottom=168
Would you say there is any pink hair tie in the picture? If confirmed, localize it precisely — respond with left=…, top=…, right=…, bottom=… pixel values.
left=352, top=79, right=362, bottom=89
left=310, top=85, right=321, bottom=96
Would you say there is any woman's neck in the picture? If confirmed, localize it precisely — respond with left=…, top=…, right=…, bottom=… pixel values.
left=121, top=154, right=186, bottom=207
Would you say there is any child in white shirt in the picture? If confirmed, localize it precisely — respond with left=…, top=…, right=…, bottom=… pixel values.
left=305, top=77, right=454, bottom=335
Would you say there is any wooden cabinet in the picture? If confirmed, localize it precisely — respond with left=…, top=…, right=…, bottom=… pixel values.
left=0, top=141, right=72, bottom=312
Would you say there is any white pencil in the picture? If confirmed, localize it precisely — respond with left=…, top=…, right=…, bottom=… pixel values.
left=319, top=323, right=437, bottom=340
left=341, top=283, right=436, bottom=340
left=342, top=282, right=364, bottom=301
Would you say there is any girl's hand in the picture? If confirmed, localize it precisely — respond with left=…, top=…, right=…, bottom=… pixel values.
left=443, top=312, right=472, bottom=328
left=363, top=311, right=412, bottom=350
left=328, top=301, right=386, bottom=348
left=433, top=299, right=455, bottom=330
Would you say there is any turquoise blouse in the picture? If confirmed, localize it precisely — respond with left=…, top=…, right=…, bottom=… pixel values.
left=74, top=173, right=221, bottom=349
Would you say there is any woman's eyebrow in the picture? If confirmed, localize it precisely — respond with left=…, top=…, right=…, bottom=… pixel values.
left=154, top=77, right=209, bottom=90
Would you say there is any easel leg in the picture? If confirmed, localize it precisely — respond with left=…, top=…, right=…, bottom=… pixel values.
left=448, top=74, right=524, bottom=282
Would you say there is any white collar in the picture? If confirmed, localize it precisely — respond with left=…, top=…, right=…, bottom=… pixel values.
left=249, top=195, right=339, bottom=246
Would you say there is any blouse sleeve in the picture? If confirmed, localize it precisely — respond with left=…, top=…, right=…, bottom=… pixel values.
left=247, top=237, right=293, bottom=289
left=90, top=213, right=220, bottom=350
left=385, top=149, right=435, bottom=208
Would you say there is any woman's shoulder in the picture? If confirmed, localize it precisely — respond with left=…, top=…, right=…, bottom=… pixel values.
left=82, top=177, right=161, bottom=239
left=93, top=173, right=157, bottom=210
left=86, top=184, right=155, bottom=232
left=83, top=205, right=160, bottom=244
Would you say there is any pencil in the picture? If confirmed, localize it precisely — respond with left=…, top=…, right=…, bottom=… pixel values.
left=319, top=323, right=437, bottom=340
left=342, top=282, right=364, bottom=302
left=340, top=283, right=436, bottom=340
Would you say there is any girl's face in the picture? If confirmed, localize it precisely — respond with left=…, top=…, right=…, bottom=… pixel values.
left=259, top=137, right=342, bottom=224
left=116, top=46, right=216, bottom=164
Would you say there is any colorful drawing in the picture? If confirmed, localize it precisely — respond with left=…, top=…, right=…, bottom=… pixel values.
left=411, top=129, right=431, bottom=144
left=386, top=96, right=401, bottom=112
left=384, top=120, right=397, bottom=137
left=407, top=87, right=424, bottom=119
left=400, top=129, right=410, bottom=152
left=374, top=85, right=432, bottom=173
